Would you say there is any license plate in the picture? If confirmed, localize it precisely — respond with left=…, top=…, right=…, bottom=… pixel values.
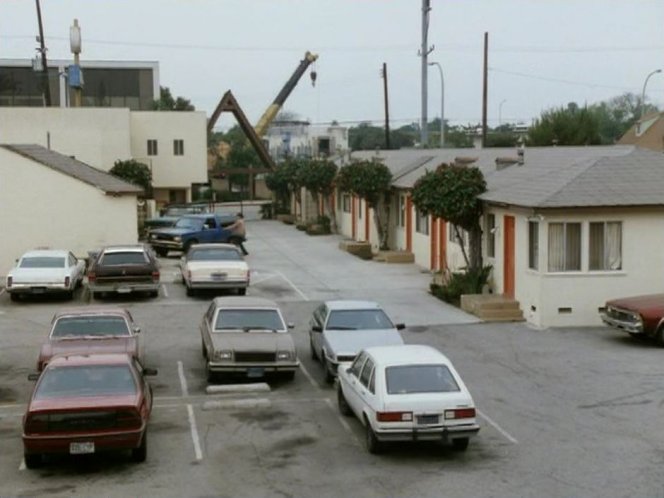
left=247, top=367, right=264, bottom=378
left=70, top=441, right=95, bottom=454
left=211, top=273, right=227, bottom=281
left=117, top=287, right=132, bottom=294
left=417, top=414, right=439, bottom=425
left=31, top=288, right=46, bottom=294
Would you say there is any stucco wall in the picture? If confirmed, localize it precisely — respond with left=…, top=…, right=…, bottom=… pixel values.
left=0, top=108, right=131, bottom=170
left=129, top=111, right=208, bottom=189
left=0, top=149, right=138, bottom=276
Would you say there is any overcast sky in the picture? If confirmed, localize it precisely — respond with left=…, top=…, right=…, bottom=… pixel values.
left=2, top=0, right=663, bottom=131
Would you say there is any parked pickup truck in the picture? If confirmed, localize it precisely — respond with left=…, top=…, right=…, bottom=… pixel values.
left=600, top=294, right=664, bottom=344
left=143, top=202, right=211, bottom=236
left=148, top=213, right=236, bottom=257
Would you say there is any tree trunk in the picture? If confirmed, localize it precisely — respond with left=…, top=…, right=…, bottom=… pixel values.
left=372, top=197, right=390, bottom=250
left=454, top=225, right=471, bottom=268
left=326, top=193, right=338, bottom=234
left=469, top=225, right=483, bottom=270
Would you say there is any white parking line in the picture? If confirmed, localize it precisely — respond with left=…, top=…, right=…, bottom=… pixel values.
left=276, top=270, right=309, bottom=301
left=161, top=284, right=168, bottom=298
left=298, top=363, right=320, bottom=389
left=250, top=274, right=278, bottom=286
left=0, top=288, right=5, bottom=296
left=18, top=459, right=25, bottom=471
left=477, top=408, right=518, bottom=444
left=177, top=361, right=189, bottom=398
left=186, top=404, right=203, bottom=461
left=324, top=398, right=361, bottom=447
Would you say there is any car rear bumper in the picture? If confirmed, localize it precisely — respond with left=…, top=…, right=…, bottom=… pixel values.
left=600, top=313, right=643, bottom=334
left=207, top=361, right=299, bottom=373
left=7, top=285, right=71, bottom=295
left=88, top=283, right=160, bottom=293
left=374, top=423, right=480, bottom=442
left=189, top=280, right=249, bottom=290
left=23, top=428, right=145, bottom=455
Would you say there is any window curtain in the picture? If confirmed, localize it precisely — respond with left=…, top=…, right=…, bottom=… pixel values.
left=548, top=223, right=564, bottom=271
left=606, top=222, right=622, bottom=270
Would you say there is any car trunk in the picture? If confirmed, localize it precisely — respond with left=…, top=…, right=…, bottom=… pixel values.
left=188, top=261, right=247, bottom=282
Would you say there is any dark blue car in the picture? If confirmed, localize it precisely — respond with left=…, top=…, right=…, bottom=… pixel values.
left=148, top=214, right=236, bottom=257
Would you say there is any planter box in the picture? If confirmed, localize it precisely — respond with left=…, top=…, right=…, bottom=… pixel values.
left=339, top=240, right=373, bottom=260
left=306, top=224, right=330, bottom=236
left=277, top=214, right=296, bottom=224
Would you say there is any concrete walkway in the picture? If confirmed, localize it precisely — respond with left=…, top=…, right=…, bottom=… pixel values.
left=246, top=220, right=479, bottom=327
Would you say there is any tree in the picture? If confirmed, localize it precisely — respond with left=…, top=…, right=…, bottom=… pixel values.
left=348, top=123, right=416, bottom=150
left=265, top=162, right=294, bottom=213
left=213, top=125, right=261, bottom=194
left=411, top=163, right=486, bottom=270
left=152, top=86, right=195, bottom=111
left=109, top=159, right=151, bottom=195
left=336, top=159, right=392, bottom=249
left=298, top=159, right=338, bottom=231
left=527, top=103, right=601, bottom=146
left=589, top=92, right=658, bottom=144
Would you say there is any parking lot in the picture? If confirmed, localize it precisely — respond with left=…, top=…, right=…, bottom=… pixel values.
left=2, top=220, right=664, bottom=497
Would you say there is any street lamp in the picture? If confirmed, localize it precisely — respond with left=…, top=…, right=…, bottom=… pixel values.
left=639, top=69, right=662, bottom=132
left=498, top=99, right=507, bottom=126
left=428, top=61, right=445, bottom=148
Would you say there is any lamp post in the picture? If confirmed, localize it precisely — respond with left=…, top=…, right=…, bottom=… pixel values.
left=498, top=99, right=507, bottom=126
left=428, top=61, right=444, bottom=148
left=639, top=69, right=662, bottom=131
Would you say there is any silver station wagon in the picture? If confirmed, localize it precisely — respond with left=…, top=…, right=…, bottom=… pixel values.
left=200, top=297, right=298, bottom=382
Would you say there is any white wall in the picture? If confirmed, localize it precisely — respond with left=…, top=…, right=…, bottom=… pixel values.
left=0, top=149, right=138, bottom=276
left=0, top=108, right=131, bottom=170
left=129, top=112, right=208, bottom=190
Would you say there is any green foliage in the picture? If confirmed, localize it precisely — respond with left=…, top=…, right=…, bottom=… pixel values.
left=485, top=131, right=519, bottom=147
left=336, top=159, right=392, bottom=207
left=259, top=202, right=274, bottom=220
left=316, top=215, right=331, bottom=233
left=214, top=125, right=261, bottom=190
left=298, top=159, right=338, bottom=197
left=348, top=123, right=416, bottom=150
left=109, top=159, right=151, bottom=194
left=430, top=266, right=492, bottom=305
left=265, top=166, right=292, bottom=212
left=152, top=86, right=195, bottom=111
left=527, top=102, right=601, bottom=146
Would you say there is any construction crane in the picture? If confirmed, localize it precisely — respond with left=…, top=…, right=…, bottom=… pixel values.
left=253, top=51, right=318, bottom=137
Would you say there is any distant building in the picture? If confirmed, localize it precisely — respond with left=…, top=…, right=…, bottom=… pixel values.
left=265, top=120, right=349, bottom=160
left=0, top=59, right=159, bottom=110
left=618, top=111, right=664, bottom=152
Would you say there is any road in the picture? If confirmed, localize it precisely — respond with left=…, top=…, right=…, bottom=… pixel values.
left=0, top=220, right=663, bottom=497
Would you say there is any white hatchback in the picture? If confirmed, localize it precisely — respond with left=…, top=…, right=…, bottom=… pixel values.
left=337, top=344, right=480, bottom=454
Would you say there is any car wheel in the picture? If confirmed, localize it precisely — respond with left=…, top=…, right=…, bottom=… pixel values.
left=9, top=293, right=19, bottom=302
left=322, top=355, right=335, bottom=384
left=184, top=240, right=196, bottom=253
left=237, top=288, right=247, bottom=296
left=206, top=363, right=216, bottom=383
left=451, top=437, right=469, bottom=452
left=92, top=291, right=102, bottom=300
left=186, top=286, right=194, bottom=297
left=365, top=418, right=382, bottom=454
left=24, top=453, right=42, bottom=469
left=337, top=385, right=353, bottom=417
left=309, top=337, right=318, bottom=361
left=201, top=340, right=207, bottom=359
left=148, top=290, right=159, bottom=298
left=281, top=371, right=296, bottom=381
left=155, top=247, right=168, bottom=257
left=131, top=432, right=148, bottom=463
left=65, top=290, right=74, bottom=300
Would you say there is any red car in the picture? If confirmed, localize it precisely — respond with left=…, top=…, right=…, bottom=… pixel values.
left=37, top=307, right=143, bottom=371
left=23, top=354, right=156, bottom=469
left=601, top=294, right=664, bottom=343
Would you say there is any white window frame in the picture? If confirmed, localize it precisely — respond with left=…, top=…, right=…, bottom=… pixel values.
left=547, top=222, right=581, bottom=272
left=589, top=221, right=622, bottom=271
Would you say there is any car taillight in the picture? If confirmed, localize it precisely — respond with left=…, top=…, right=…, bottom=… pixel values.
left=246, top=270, right=251, bottom=284
left=116, top=409, right=142, bottom=429
left=444, top=408, right=476, bottom=420
left=64, top=276, right=70, bottom=287
left=87, top=272, right=96, bottom=283
left=376, top=411, right=413, bottom=422
left=6, top=276, right=12, bottom=288
left=24, top=414, right=49, bottom=434
left=152, top=270, right=160, bottom=283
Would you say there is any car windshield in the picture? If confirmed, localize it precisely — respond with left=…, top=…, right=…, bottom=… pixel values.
left=326, top=309, right=394, bottom=330
left=20, top=256, right=65, bottom=268
left=99, top=252, right=148, bottom=266
left=52, top=316, right=131, bottom=338
left=35, top=365, right=137, bottom=398
left=214, top=309, right=285, bottom=332
left=386, top=365, right=460, bottom=394
left=175, top=218, right=204, bottom=230
left=189, top=248, right=242, bottom=261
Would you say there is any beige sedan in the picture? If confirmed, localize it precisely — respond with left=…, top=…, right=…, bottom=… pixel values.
left=180, top=243, right=249, bottom=297
left=200, top=297, right=298, bottom=382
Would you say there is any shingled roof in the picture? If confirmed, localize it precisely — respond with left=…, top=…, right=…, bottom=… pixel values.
left=2, top=144, right=143, bottom=195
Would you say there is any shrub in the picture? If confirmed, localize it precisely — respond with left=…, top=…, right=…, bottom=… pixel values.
left=430, top=265, right=492, bottom=305
left=259, top=203, right=274, bottom=219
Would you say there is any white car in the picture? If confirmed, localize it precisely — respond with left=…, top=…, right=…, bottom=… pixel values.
left=337, top=344, right=480, bottom=454
left=180, top=243, right=249, bottom=297
left=6, top=249, right=86, bottom=301
left=309, top=300, right=405, bottom=383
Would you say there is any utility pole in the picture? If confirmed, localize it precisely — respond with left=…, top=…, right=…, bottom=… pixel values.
left=381, top=63, right=391, bottom=150
left=419, top=0, right=434, bottom=147
left=35, top=0, right=51, bottom=106
left=481, top=32, right=488, bottom=148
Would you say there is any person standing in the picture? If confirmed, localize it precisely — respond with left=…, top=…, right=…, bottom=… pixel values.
left=228, top=212, right=248, bottom=255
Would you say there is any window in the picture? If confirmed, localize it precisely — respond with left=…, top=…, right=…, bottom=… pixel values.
left=486, top=214, right=496, bottom=257
left=173, top=139, right=184, bottom=156
left=528, top=221, right=539, bottom=270
left=386, top=365, right=460, bottom=394
left=415, top=210, right=429, bottom=235
left=398, top=195, right=406, bottom=228
left=342, top=194, right=351, bottom=213
left=589, top=222, right=622, bottom=270
left=350, top=352, right=366, bottom=378
left=547, top=222, right=581, bottom=271
left=359, top=358, right=374, bottom=388
left=147, top=139, right=158, bottom=156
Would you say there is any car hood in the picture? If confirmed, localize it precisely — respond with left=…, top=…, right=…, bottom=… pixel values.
left=211, top=331, right=294, bottom=352
left=607, top=294, right=664, bottom=313
left=10, top=268, right=67, bottom=283
left=40, top=338, right=138, bottom=364
left=29, top=394, right=140, bottom=413
left=323, top=329, right=404, bottom=356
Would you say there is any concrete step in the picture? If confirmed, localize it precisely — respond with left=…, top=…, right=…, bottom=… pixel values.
left=477, top=308, right=525, bottom=321
left=476, top=300, right=521, bottom=311
left=374, top=251, right=415, bottom=264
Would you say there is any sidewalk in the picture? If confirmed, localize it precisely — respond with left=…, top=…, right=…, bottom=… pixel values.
left=246, top=220, right=479, bottom=327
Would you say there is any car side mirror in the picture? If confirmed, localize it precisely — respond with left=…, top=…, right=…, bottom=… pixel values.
left=396, top=323, right=406, bottom=330
left=133, top=326, right=141, bottom=334
left=287, top=323, right=295, bottom=329
left=143, top=368, right=158, bottom=376
left=312, top=325, right=322, bottom=333
left=27, top=373, right=40, bottom=381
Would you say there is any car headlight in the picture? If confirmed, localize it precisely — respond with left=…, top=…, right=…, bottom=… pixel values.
left=214, top=350, right=232, bottom=361
left=276, top=351, right=292, bottom=361
left=174, top=236, right=182, bottom=242
left=149, top=233, right=156, bottom=240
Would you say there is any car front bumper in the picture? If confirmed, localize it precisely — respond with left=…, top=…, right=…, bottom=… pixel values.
left=23, top=427, right=145, bottom=455
left=374, top=423, right=480, bottom=442
left=207, top=361, right=299, bottom=373
left=600, top=313, right=643, bottom=334
left=150, top=240, right=184, bottom=251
